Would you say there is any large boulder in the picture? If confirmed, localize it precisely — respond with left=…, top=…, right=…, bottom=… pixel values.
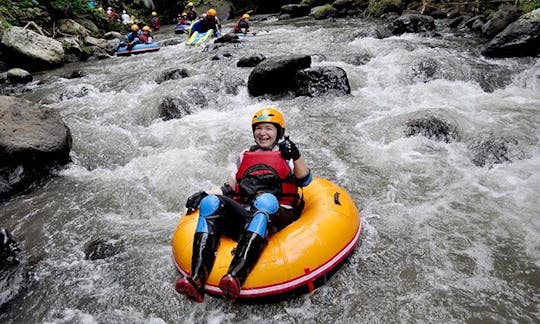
left=391, top=14, right=435, bottom=35
left=247, top=55, right=311, bottom=96
left=280, top=4, right=312, bottom=18
left=0, top=26, right=64, bottom=71
left=482, top=9, right=540, bottom=58
left=310, top=4, right=338, bottom=20
left=294, top=66, right=351, bottom=97
left=6, top=68, right=32, bottom=84
left=57, top=19, right=90, bottom=38
left=0, top=96, right=72, bottom=200
left=481, top=6, right=523, bottom=38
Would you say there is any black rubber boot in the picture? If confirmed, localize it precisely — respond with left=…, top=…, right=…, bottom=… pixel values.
left=176, top=232, right=218, bottom=302
left=191, top=232, right=219, bottom=285
left=219, top=231, right=266, bottom=301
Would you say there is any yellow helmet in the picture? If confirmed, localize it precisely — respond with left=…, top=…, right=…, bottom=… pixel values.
left=252, top=108, right=286, bottom=138
left=130, top=24, right=139, bottom=31
left=187, top=2, right=194, bottom=6
left=242, top=13, right=250, bottom=19
left=152, top=11, right=157, bottom=16
left=142, top=26, right=151, bottom=32
left=181, top=12, right=187, bottom=17
left=207, top=8, right=217, bottom=16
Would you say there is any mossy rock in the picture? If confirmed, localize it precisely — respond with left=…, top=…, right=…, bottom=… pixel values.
left=366, top=0, right=404, bottom=17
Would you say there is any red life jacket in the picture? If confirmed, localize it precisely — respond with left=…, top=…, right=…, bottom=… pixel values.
left=233, top=18, right=249, bottom=33
left=235, top=151, right=299, bottom=206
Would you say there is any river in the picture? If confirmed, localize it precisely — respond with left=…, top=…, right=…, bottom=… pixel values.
left=1, top=16, right=539, bottom=323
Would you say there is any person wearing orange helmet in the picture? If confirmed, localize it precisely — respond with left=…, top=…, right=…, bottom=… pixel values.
left=175, top=108, right=312, bottom=303
left=185, top=2, right=198, bottom=21
left=124, top=24, right=141, bottom=50
left=233, top=13, right=251, bottom=34
left=188, top=8, right=221, bottom=37
left=139, top=26, right=153, bottom=43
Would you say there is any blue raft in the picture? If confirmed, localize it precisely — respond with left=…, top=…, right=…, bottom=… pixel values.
left=174, top=24, right=190, bottom=34
left=116, top=42, right=160, bottom=56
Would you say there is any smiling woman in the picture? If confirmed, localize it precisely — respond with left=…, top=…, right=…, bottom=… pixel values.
left=175, top=107, right=313, bottom=302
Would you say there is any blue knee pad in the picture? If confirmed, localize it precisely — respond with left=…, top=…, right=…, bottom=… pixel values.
left=247, top=193, right=279, bottom=237
left=196, top=195, right=220, bottom=233
left=246, top=212, right=268, bottom=238
left=253, top=193, right=279, bottom=214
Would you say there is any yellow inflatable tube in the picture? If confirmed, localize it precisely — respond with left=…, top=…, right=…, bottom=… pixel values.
left=172, top=177, right=361, bottom=300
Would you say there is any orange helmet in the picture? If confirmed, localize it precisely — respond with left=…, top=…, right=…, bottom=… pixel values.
left=207, top=8, right=217, bottom=16
left=130, top=24, right=139, bottom=31
left=142, top=25, right=151, bottom=32
left=251, top=108, right=285, bottom=139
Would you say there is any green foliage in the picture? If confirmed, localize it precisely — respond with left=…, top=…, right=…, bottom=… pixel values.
left=48, top=0, right=93, bottom=18
left=519, top=0, right=540, bottom=12
left=366, top=0, right=403, bottom=16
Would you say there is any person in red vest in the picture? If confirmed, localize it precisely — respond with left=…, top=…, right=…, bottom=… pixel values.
left=176, top=108, right=312, bottom=303
left=233, top=13, right=251, bottom=33
left=139, top=26, right=153, bottom=43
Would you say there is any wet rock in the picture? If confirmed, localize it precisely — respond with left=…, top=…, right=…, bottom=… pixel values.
left=211, top=52, right=232, bottom=60
left=447, top=8, right=461, bottom=19
left=0, top=229, right=20, bottom=269
left=155, top=68, right=190, bottom=84
left=410, top=58, right=438, bottom=82
left=0, top=228, right=29, bottom=309
left=392, top=14, right=436, bottom=35
left=0, top=96, right=72, bottom=200
left=84, top=238, right=124, bottom=260
left=448, top=16, right=465, bottom=29
left=404, top=116, right=458, bottom=143
left=280, top=4, right=311, bottom=18
left=57, top=19, right=90, bottom=38
left=103, top=31, right=123, bottom=40
left=482, top=9, right=540, bottom=58
left=59, top=36, right=88, bottom=62
left=237, top=53, right=266, bottom=67
left=214, top=33, right=240, bottom=44
left=463, top=15, right=486, bottom=31
left=83, top=36, right=107, bottom=48
left=481, top=6, right=523, bottom=38
left=158, top=97, right=193, bottom=121
left=468, top=133, right=524, bottom=167
left=355, top=25, right=393, bottom=39
left=294, top=66, right=351, bottom=97
left=159, top=38, right=184, bottom=47
left=65, top=70, right=87, bottom=79
left=423, top=8, right=447, bottom=19
left=7, top=68, right=32, bottom=84
left=58, top=85, right=92, bottom=100
left=105, top=39, right=121, bottom=55
left=247, top=54, right=311, bottom=96
left=310, top=4, right=337, bottom=20
left=0, top=26, right=64, bottom=71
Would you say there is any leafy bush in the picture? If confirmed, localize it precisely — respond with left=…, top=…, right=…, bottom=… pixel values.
left=519, top=0, right=540, bottom=12
left=366, top=0, right=403, bottom=17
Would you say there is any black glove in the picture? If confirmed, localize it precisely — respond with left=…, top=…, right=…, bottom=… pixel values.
left=279, top=136, right=301, bottom=161
left=185, top=190, right=208, bottom=214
